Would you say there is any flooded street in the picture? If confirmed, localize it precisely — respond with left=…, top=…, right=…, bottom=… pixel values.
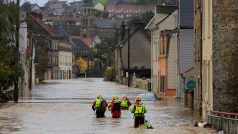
left=0, top=78, right=216, bottom=134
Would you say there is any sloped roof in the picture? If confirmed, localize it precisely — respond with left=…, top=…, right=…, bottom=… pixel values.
left=181, top=67, right=194, bottom=75
left=156, top=5, right=177, bottom=14
left=95, top=19, right=117, bottom=28
left=30, top=14, right=57, bottom=37
left=106, top=0, right=134, bottom=5
left=144, top=16, right=155, bottom=30
left=30, top=4, right=40, bottom=9
left=71, top=36, right=90, bottom=50
left=82, top=38, right=93, bottom=47
left=69, top=1, right=83, bottom=6
left=115, top=24, right=150, bottom=48
left=155, top=9, right=177, bottom=28
left=95, top=18, right=124, bottom=29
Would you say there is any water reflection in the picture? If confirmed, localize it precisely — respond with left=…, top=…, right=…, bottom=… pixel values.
left=0, top=78, right=216, bottom=134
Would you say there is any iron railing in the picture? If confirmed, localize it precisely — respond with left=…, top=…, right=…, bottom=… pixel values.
left=207, top=111, right=238, bottom=134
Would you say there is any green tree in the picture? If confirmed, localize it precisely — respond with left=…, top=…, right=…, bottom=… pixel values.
left=35, top=39, right=49, bottom=82
left=0, top=1, right=22, bottom=102
left=0, top=1, right=18, bottom=44
left=93, top=40, right=114, bottom=71
left=96, top=0, right=108, bottom=5
left=21, top=1, right=31, bottom=12
left=70, top=27, right=81, bottom=36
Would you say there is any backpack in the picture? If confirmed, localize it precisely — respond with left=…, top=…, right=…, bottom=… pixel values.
left=95, top=99, right=102, bottom=110
left=144, top=120, right=153, bottom=129
left=113, top=102, right=121, bottom=111
left=100, top=100, right=106, bottom=112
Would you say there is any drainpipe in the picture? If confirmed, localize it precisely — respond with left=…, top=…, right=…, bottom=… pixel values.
left=29, top=36, right=36, bottom=90
left=176, top=0, right=181, bottom=99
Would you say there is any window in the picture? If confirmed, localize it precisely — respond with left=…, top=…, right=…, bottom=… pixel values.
left=160, top=32, right=169, bottom=56
left=160, top=34, right=164, bottom=55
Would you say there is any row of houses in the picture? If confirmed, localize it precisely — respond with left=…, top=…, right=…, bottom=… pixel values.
left=114, top=1, right=238, bottom=127
left=146, top=0, right=237, bottom=119
left=116, top=4, right=189, bottom=98
left=120, top=0, right=237, bottom=125
left=114, top=3, right=194, bottom=98
left=19, top=1, right=166, bottom=92
left=19, top=12, right=93, bottom=94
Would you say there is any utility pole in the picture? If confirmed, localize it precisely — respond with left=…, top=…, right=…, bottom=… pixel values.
left=127, top=27, right=130, bottom=87
left=13, top=0, right=20, bottom=102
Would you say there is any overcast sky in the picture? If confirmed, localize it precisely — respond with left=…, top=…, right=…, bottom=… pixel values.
left=20, top=0, right=82, bottom=7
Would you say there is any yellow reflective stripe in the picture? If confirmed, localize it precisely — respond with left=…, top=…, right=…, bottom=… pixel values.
left=121, top=100, right=128, bottom=107
left=95, top=99, right=102, bottom=108
left=134, top=105, right=144, bottom=114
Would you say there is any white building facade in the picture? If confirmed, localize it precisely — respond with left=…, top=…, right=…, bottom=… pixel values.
left=145, top=6, right=177, bottom=97
left=58, top=42, right=73, bottom=79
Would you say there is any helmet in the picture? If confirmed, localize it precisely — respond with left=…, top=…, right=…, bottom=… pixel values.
left=97, top=95, right=102, bottom=99
left=123, top=96, right=128, bottom=100
left=113, top=95, right=118, bottom=100
left=135, top=96, right=141, bottom=101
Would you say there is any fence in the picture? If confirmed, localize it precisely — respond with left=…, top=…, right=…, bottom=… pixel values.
left=207, top=111, right=238, bottom=134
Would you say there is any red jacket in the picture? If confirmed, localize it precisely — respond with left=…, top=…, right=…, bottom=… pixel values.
left=108, top=100, right=121, bottom=118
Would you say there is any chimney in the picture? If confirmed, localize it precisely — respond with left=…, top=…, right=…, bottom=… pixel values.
left=120, top=21, right=125, bottom=41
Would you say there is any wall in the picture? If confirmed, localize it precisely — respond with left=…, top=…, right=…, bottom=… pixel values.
left=167, top=35, right=177, bottom=90
left=202, top=0, right=213, bottom=120
left=194, top=0, right=202, bottom=113
left=147, top=12, right=171, bottom=94
left=121, top=29, right=151, bottom=70
left=19, top=22, right=29, bottom=95
left=59, top=51, right=72, bottom=79
left=213, top=0, right=238, bottom=112
left=178, top=29, right=194, bottom=98
left=153, top=10, right=178, bottom=96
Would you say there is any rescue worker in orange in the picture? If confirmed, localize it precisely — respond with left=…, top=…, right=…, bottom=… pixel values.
left=131, top=96, right=147, bottom=128
left=108, top=96, right=121, bottom=118
left=121, top=96, right=131, bottom=110
left=92, top=95, right=108, bottom=118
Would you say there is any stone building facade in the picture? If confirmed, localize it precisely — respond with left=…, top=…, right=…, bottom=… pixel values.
left=195, top=0, right=238, bottom=118
left=212, top=0, right=238, bottom=113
